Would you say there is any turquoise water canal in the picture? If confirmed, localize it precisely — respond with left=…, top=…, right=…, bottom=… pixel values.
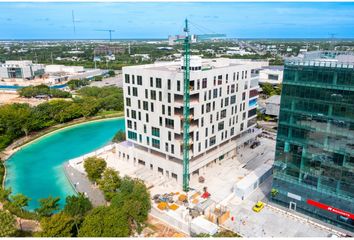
left=5, top=118, right=125, bottom=210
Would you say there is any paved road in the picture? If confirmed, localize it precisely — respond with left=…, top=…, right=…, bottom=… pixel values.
left=89, top=75, right=123, bottom=88
left=63, top=163, right=106, bottom=207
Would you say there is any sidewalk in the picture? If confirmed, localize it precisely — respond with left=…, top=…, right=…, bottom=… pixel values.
left=63, top=163, right=106, bottom=207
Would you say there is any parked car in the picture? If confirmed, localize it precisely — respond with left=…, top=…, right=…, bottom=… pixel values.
left=252, top=201, right=264, bottom=212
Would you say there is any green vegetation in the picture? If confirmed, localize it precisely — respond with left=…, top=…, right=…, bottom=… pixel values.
left=18, top=85, right=71, bottom=98
left=36, top=213, right=75, bottom=237
left=0, top=86, right=124, bottom=151
left=11, top=193, right=31, bottom=212
left=84, top=156, right=107, bottom=183
left=67, top=79, right=89, bottom=90
left=63, top=194, right=93, bottom=218
left=0, top=210, right=17, bottom=237
left=78, top=206, right=131, bottom=237
left=196, top=230, right=241, bottom=237
left=35, top=196, right=60, bottom=218
left=112, top=130, right=126, bottom=143
left=94, top=75, right=103, bottom=81
left=111, top=177, right=151, bottom=232
left=260, top=83, right=282, bottom=96
left=108, top=70, right=115, bottom=77
left=0, top=160, right=4, bottom=186
left=98, top=168, right=121, bottom=201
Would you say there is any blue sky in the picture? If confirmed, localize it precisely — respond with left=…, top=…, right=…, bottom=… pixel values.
left=0, top=2, right=354, bottom=39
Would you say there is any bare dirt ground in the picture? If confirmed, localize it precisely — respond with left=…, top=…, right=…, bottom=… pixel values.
left=0, top=91, right=45, bottom=106
left=141, top=215, right=187, bottom=237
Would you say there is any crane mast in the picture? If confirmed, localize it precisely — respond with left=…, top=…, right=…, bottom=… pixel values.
left=182, top=19, right=191, bottom=192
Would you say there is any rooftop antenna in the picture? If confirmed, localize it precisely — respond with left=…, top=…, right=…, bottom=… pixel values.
left=95, top=29, right=115, bottom=42
left=329, top=33, right=337, bottom=50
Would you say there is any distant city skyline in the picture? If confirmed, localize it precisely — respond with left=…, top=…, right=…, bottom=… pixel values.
left=1, top=2, right=354, bottom=40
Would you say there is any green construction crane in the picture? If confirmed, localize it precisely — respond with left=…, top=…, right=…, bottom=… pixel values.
left=182, top=19, right=191, bottom=192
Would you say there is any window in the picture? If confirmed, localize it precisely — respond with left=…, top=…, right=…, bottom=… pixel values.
left=126, top=97, right=131, bottom=107
left=218, top=121, right=224, bottom=131
left=137, top=75, right=142, bottom=85
left=150, top=77, right=153, bottom=87
left=159, top=91, right=162, bottom=101
left=210, top=136, right=216, bottom=146
left=168, top=106, right=171, bottom=116
left=127, top=86, right=131, bottom=95
left=206, top=103, right=211, bottom=113
left=165, top=143, right=169, bottom=152
left=150, top=90, right=156, bottom=100
left=197, top=79, right=200, bottom=90
left=152, top=127, right=160, bottom=137
left=151, top=102, right=154, bottom=112
left=162, top=105, right=165, bottom=114
left=225, top=97, right=229, bottom=107
left=127, top=120, right=132, bottom=129
left=171, top=145, right=174, bottom=154
left=156, top=78, right=162, bottom=88
left=168, top=131, right=172, bottom=141
left=165, top=118, right=174, bottom=128
left=128, top=131, right=137, bottom=140
left=213, top=89, right=218, bottom=98
left=168, top=93, right=171, bottom=103
left=146, top=113, right=149, bottom=123
left=132, top=75, right=135, bottom=84
left=168, top=79, right=171, bottom=90
left=218, top=75, right=222, bottom=85
left=159, top=117, right=163, bottom=126
left=143, top=125, right=147, bottom=133
left=125, top=74, right=130, bottom=83
left=147, top=136, right=150, bottom=145
left=205, top=128, right=208, bottom=137
left=131, top=110, right=136, bottom=119
left=231, top=84, right=235, bottom=93
left=152, top=138, right=160, bottom=149
left=220, top=109, right=227, bottom=119
left=145, top=89, right=148, bottom=98
left=231, top=95, right=236, bottom=104
left=138, top=112, right=141, bottom=120
left=177, top=81, right=181, bottom=91
left=268, top=74, right=279, bottom=80
left=202, top=78, right=207, bottom=88
left=132, top=87, right=138, bottom=97
left=196, top=131, right=199, bottom=141
left=231, top=127, right=235, bottom=136
left=143, top=101, right=148, bottom=110
left=138, top=100, right=141, bottom=109
left=242, top=92, right=246, bottom=101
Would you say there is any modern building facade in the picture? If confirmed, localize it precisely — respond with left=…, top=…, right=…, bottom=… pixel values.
left=272, top=51, right=354, bottom=231
left=0, top=60, right=45, bottom=80
left=116, top=57, right=268, bottom=185
left=259, top=66, right=284, bottom=85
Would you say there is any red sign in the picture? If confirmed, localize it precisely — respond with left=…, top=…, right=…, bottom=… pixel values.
left=307, top=199, right=354, bottom=220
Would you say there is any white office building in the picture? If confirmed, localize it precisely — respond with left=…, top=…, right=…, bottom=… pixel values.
left=0, top=60, right=45, bottom=80
left=116, top=57, right=268, bottom=185
left=258, top=66, right=284, bottom=85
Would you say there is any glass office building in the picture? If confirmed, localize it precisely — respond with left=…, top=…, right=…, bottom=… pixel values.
left=272, top=51, right=354, bottom=231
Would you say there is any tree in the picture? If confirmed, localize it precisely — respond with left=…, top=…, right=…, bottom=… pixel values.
left=261, top=83, right=275, bottom=96
left=11, top=193, right=31, bottom=212
left=111, top=177, right=151, bottom=232
left=108, top=70, right=115, bottom=77
left=112, top=130, right=126, bottom=143
left=63, top=194, right=93, bottom=218
left=94, top=76, right=103, bottom=81
left=63, top=193, right=93, bottom=234
left=0, top=188, right=12, bottom=201
left=98, top=168, right=121, bottom=201
left=35, top=196, right=60, bottom=217
left=84, top=157, right=107, bottom=183
left=37, top=213, right=75, bottom=237
left=78, top=206, right=130, bottom=237
left=0, top=210, right=17, bottom=237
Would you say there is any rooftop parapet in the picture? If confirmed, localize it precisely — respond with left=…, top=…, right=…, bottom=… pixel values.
left=285, top=51, right=354, bottom=69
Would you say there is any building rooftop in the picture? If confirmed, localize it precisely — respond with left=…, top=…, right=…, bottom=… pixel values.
left=285, top=51, right=354, bottom=68
left=123, top=56, right=268, bottom=72
left=265, top=95, right=281, bottom=105
left=261, top=65, right=284, bottom=71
